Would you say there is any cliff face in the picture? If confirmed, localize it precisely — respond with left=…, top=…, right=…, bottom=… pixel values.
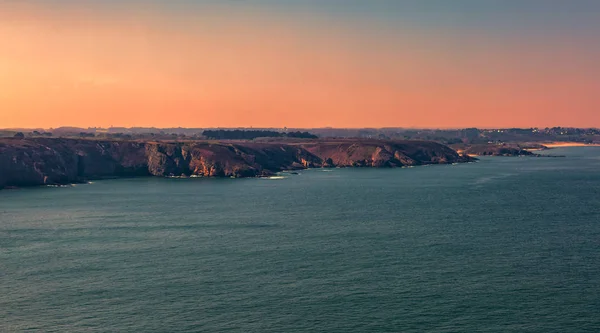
left=0, top=138, right=471, bottom=188
left=455, top=144, right=536, bottom=156
left=299, top=140, right=469, bottom=167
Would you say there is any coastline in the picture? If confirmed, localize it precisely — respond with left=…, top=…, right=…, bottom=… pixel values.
left=542, top=142, right=600, bottom=148
left=0, top=162, right=467, bottom=191
left=0, top=137, right=473, bottom=190
left=524, top=142, right=600, bottom=151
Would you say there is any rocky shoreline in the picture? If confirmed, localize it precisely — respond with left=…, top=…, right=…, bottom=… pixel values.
left=0, top=138, right=473, bottom=189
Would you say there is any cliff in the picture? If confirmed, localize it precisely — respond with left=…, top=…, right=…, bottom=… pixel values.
left=453, top=144, right=536, bottom=157
left=0, top=138, right=472, bottom=188
left=298, top=139, right=469, bottom=167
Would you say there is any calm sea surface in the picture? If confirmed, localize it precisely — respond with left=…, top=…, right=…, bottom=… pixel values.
left=2, top=147, right=600, bottom=332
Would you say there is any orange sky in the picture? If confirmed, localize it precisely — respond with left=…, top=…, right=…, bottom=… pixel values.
left=1, top=1, right=599, bottom=129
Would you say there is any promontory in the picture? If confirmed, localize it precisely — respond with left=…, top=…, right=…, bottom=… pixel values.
left=0, top=138, right=472, bottom=189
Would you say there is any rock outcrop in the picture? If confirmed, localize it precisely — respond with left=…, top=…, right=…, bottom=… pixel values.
left=300, top=140, right=469, bottom=167
left=0, top=138, right=472, bottom=188
left=456, top=144, right=536, bottom=157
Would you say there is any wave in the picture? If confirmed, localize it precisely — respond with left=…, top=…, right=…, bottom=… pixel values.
left=45, top=184, right=72, bottom=188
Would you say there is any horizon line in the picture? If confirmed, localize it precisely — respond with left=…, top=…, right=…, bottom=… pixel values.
left=2, top=125, right=598, bottom=131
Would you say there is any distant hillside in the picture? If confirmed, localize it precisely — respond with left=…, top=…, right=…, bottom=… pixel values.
left=304, top=127, right=600, bottom=144
left=2, top=127, right=599, bottom=145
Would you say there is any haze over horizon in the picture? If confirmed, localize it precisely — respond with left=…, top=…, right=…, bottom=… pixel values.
left=1, top=0, right=600, bottom=129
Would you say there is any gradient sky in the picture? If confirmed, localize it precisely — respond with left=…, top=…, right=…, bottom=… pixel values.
left=1, top=0, right=600, bottom=129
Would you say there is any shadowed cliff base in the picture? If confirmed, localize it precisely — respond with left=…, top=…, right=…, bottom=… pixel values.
left=0, top=138, right=473, bottom=189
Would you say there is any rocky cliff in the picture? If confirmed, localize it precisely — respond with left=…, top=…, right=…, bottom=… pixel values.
left=455, top=143, right=537, bottom=156
left=0, top=138, right=472, bottom=188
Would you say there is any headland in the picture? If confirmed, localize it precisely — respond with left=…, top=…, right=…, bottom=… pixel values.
left=0, top=137, right=472, bottom=189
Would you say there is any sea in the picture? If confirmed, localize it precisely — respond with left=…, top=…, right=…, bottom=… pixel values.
left=1, top=147, right=600, bottom=332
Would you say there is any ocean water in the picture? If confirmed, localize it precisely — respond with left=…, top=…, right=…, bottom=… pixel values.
left=1, top=147, right=600, bottom=332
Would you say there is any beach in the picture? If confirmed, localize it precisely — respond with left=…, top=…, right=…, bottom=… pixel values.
left=542, top=142, right=600, bottom=148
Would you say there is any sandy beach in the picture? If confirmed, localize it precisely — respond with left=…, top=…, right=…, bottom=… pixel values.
left=543, top=142, right=600, bottom=148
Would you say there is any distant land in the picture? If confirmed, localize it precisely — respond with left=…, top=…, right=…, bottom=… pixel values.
left=1, top=126, right=599, bottom=145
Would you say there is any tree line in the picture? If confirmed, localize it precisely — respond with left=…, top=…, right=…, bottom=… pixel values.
left=202, top=130, right=318, bottom=140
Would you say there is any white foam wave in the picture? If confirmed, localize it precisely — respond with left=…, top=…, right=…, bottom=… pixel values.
left=262, top=176, right=287, bottom=180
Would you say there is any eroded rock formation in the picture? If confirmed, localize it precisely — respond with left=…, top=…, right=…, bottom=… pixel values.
left=0, top=138, right=472, bottom=188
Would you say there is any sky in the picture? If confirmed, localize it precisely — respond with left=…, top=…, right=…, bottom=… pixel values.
left=1, top=0, right=600, bottom=129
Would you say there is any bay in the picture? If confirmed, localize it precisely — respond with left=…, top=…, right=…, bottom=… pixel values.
left=1, top=147, right=600, bottom=332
